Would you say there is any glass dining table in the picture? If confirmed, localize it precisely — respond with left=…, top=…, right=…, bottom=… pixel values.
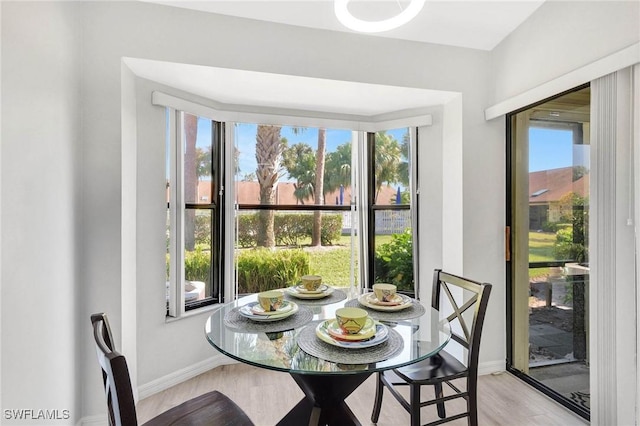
left=205, top=289, right=451, bottom=426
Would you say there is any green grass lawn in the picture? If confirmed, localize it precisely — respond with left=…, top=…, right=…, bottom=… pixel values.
left=528, top=231, right=556, bottom=279
left=529, top=232, right=556, bottom=262
left=308, top=247, right=357, bottom=287
left=280, top=234, right=394, bottom=287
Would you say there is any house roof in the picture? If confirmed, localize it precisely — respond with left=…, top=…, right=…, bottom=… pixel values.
left=529, top=167, right=589, bottom=204
left=189, top=181, right=400, bottom=206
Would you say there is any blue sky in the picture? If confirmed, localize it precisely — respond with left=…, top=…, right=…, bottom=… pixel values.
left=529, top=127, right=589, bottom=172
left=193, top=118, right=586, bottom=176
left=232, top=123, right=408, bottom=181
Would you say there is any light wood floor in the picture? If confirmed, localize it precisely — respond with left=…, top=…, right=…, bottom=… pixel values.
left=137, top=363, right=589, bottom=426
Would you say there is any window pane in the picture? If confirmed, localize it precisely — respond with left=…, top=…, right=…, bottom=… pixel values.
left=184, top=208, right=212, bottom=303
left=184, top=113, right=213, bottom=205
left=235, top=209, right=356, bottom=292
left=166, top=209, right=171, bottom=283
left=509, top=85, right=590, bottom=416
left=372, top=210, right=413, bottom=292
left=235, top=123, right=352, bottom=206
left=373, top=128, right=410, bottom=206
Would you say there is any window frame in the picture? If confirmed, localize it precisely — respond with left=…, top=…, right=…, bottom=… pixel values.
left=166, top=110, right=225, bottom=317
left=157, top=92, right=427, bottom=318
left=232, top=124, right=357, bottom=294
left=365, top=128, right=419, bottom=298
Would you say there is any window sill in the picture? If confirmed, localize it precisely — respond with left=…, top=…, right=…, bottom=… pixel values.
left=165, top=303, right=222, bottom=323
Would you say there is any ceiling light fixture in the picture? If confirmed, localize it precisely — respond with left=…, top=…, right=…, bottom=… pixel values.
left=334, top=0, right=426, bottom=33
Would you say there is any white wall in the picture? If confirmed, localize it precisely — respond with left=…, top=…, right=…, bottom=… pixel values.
left=491, top=1, right=640, bottom=105
left=1, top=2, right=81, bottom=424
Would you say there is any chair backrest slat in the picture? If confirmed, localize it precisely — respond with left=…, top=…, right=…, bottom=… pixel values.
left=91, top=313, right=138, bottom=426
left=432, top=269, right=492, bottom=372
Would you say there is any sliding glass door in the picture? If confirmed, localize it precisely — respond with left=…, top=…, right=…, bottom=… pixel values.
left=507, top=85, right=591, bottom=419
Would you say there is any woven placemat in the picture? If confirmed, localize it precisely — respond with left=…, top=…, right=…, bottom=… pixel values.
left=344, top=297, right=426, bottom=321
left=284, top=289, right=347, bottom=306
left=224, top=305, right=313, bottom=333
left=297, top=321, right=404, bottom=365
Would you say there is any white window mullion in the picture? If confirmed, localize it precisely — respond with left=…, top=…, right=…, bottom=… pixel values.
left=409, top=127, right=420, bottom=300
left=348, top=131, right=359, bottom=298
left=225, top=123, right=238, bottom=302
left=356, top=131, right=369, bottom=294
left=168, top=110, right=186, bottom=317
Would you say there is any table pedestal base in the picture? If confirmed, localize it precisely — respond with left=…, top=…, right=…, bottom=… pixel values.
left=276, top=372, right=372, bottom=426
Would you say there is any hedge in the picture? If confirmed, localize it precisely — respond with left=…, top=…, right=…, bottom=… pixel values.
left=236, top=248, right=310, bottom=293
left=236, top=212, right=342, bottom=248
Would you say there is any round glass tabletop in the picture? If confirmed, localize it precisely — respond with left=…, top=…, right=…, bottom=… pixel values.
left=205, top=291, right=451, bottom=376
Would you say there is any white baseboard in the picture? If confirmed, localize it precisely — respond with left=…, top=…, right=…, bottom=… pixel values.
left=137, top=354, right=237, bottom=400
left=478, top=359, right=506, bottom=376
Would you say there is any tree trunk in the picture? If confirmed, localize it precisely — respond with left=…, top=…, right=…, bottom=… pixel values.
left=255, top=125, right=283, bottom=247
left=312, top=129, right=326, bottom=246
left=184, top=113, right=198, bottom=250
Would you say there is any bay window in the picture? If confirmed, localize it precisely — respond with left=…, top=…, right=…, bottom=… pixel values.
left=162, top=95, right=421, bottom=318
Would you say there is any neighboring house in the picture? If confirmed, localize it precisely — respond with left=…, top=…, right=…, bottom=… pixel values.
left=196, top=181, right=399, bottom=206
left=529, top=167, right=589, bottom=230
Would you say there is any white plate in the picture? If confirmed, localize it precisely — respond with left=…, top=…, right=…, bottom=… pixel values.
left=358, top=293, right=413, bottom=312
left=250, top=300, right=294, bottom=316
left=295, top=284, right=329, bottom=294
left=316, top=320, right=389, bottom=349
left=239, top=301, right=299, bottom=322
left=326, top=318, right=376, bottom=341
left=286, top=285, right=334, bottom=299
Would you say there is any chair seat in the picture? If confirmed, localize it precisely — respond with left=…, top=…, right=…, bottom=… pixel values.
left=144, top=390, right=254, bottom=426
left=393, top=350, right=468, bottom=384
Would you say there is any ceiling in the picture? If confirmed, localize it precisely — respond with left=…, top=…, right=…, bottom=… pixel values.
left=145, top=0, right=545, bottom=51
left=130, top=1, right=545, bottom=119
left=126, top=58, right=460, bottom=118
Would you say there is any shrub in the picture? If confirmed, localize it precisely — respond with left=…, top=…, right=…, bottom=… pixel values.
left=374, top=230, right=414, bottom=292
left=274, top=214, right=310, bottom=246
left=236, top=212, right=343, bottom=247
left=553, top=227, right=586, bottom=262
left=542, top=221, right=571, bottom=233
left=320, top=214, right=342, bottom=245
left=184, top=245, right=211, bottom=285
left=553, top=194, right=588, bottom=263
left=194, top=214, right=212, bottom=247
left=236, top=248, right=310, bottom=293
left=237, top=214, right=258, bottom=248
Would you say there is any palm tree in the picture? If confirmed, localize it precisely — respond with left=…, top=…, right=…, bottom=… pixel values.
left=282, top=143, right=315, bottom=205
left=374, top=132, right=401, bottom=203
left=255, top=125, right=285, bottom=247
left=324, top=142, right=351, bottom=195
left=311, top=129, right=326, bottom=246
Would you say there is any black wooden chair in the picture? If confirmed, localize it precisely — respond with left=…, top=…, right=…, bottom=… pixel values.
left=371, top=269, right=492, bottom=426
left=91, top=312, right=254, bottom=426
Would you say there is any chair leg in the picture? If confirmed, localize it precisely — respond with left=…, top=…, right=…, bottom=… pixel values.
left=434, top=382, right=446, bottom=419
left=468, top=377, right=478, bottom=426
left=410, top=384, right=421, bottom=426
left=371, top=372, right=384, bottom=424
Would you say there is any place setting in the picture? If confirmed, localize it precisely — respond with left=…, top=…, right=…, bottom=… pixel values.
left=344, top=283, right=426, bottom=321
left=297, top=307, right=404, bottom=365
left=284, top=274, right=347, bottom=305
left=224, top=289, right=313, bottom=333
